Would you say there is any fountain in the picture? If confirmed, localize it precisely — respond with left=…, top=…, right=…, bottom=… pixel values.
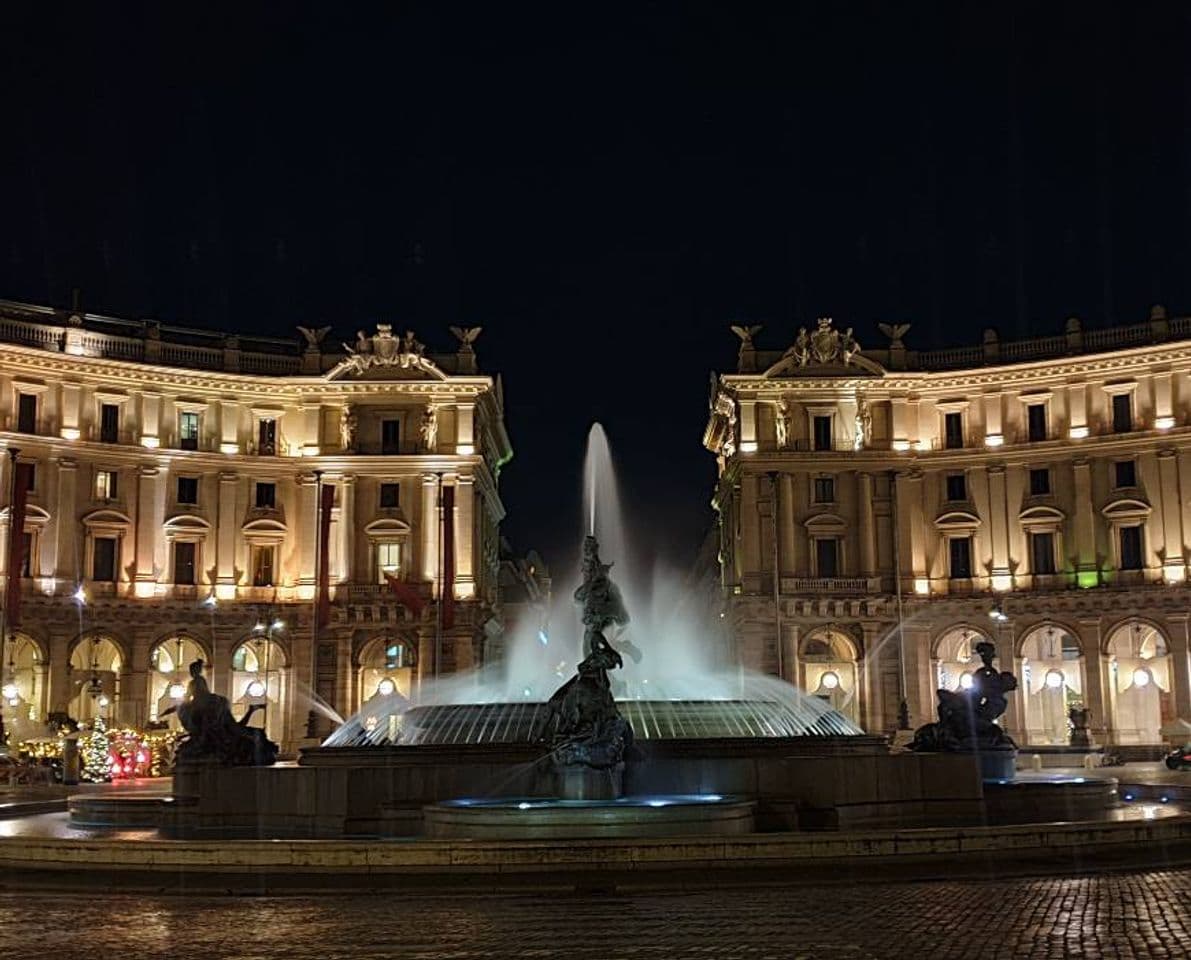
left=163, top=425, right=987, bottom=839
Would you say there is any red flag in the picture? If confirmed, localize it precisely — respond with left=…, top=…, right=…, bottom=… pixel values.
left=5, top=463, right=33, bottom=628
left=384, top=572, right=426, bottom=616
left=441, top=483, right=456, bottom=630
left=316, top=482, right=335, bottom=628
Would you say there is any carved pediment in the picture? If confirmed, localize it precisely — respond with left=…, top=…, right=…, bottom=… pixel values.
left=763, top=318, right=885, bottom=378
left=327, top=324, right=448, bottom=381
left=934, top=510, right=982, bottom=531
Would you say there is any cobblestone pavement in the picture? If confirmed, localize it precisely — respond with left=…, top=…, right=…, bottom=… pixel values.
left=0, top=869, right=1189, bottom=960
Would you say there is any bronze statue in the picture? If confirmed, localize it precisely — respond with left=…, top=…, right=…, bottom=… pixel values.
left=163, top=660, right=278, bottom=767
left=910, top=641, right=1018, bottom=753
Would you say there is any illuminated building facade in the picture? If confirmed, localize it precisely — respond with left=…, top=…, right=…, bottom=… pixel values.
left=0, top=300, right=511, bottom=752
left=706, top=308, right=1191, bottom=749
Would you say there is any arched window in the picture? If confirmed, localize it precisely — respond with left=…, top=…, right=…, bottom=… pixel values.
left=356, top=635, right=415, bottom=712
left=147, top=635, right=208, bottom=727
left=2, top=634, right=46, bottom=735
left=933, top=626, right=991, bottom=692
left=1105, top=620, right=1172, bottom=744
left=1019, top=625, right=1084, bottom=745
left=798, top=629, right=858, bottom=723
left=68, top=635, right=122, bottom=723
left=230, top=637, right=288, bottom=747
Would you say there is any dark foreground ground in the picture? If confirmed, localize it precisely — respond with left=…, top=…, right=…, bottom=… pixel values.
left=0, top=868, right=1185, bottom=959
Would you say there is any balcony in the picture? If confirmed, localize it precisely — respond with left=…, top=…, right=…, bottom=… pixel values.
left=780, top=576, right=879, bottom=595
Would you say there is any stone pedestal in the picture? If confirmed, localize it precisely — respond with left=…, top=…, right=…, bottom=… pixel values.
left=977, top=748, right=1018, bottom=782
left=555, top=763, right=623, bottom=800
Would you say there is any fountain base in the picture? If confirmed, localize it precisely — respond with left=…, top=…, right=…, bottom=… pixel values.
left=556, top=762, right=623, bottom=801
left=424, top=795, right=755, bottom=840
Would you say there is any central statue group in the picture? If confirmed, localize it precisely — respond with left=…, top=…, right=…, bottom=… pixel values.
left=536, top=536, right=635, bottom=769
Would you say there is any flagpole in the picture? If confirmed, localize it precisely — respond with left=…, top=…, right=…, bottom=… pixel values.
left=0, top=447, right=20, bottom=750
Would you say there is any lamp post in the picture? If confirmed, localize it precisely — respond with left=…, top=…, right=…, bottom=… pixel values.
left=766, top=472, right=784, bottom=683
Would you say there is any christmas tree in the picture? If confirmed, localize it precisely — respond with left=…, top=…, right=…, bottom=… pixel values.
left=81, top=715, right=112, bottom=782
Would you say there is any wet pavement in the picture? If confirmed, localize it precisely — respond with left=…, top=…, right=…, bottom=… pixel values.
left=0, top=869, right=1188, bottom=959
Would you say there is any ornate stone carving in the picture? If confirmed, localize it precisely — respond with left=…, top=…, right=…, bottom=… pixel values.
left=297, top=326, right=332, bottom=350
left=419, top=404, right=438, bottom=453
left=448, top=326, right=482, bottom=353
left=341, top=324, right=429, bottom=375
left=854, top=395, right=871, bottom=450
left=775, top=398, right=791, bottom=450
left=340, top=404, right=358, bottom=453
left=165, top=660, right=278, bottom=767
left=783, top=317, right=861, bottom=368
left=910, top=641, right=1018, bottom=755
left=877, top=322, right=911, bottom=348
left=714, top=392, right=738, bottom=458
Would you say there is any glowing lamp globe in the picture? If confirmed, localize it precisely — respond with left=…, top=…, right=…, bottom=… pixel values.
left=820, top=671, right=840, bottom=690
left=1133, top=668, right=1151, bottom=688
left=959, top=674, right=974, bottom=690
left=1044, top=669, right=1065, bottom=690
left=98, top=695, right=110, bottom=708
left=168, top=683, right=187, bottom=700
left=377, top=678, right=397, bottom=697
left=0, top=683, right=17, bottom=701
left=246, top=680, right=267, bottom=698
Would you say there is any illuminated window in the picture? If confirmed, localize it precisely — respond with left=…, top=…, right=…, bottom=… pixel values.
left=257, top=419, right=277, bottom=455
left=179, top=411, right=200, bottom=450
left=376, top=542, right=401, bottom=583
left=251, top=545, right=275, bottom=586
left=95, top=469, right=118, bottom=500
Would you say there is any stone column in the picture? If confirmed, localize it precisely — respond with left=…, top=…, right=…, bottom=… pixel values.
left=215, top=472, right=239, bottom=597
left=337, top=475, right=355, bottom=584
left=134, top=465, right=161, bottom=596
left=739, top=473, right=762, bottom=593
left=296, top=474, right=318, bottom=591
left=777, top=473, right=795, bottom=576
left=301, top=404, right=321, bottom=456
left=1067, top=382, right=1087, bottom=435
left=33, top=662, right=48, bottom=720
left=738, top=400, right=757, bottom=450
left=454, top=474, right=475, bottom=599
left=421, top=474, right=440, bottom=591
left=59, top=383, right=80, bottom=439
left=1072, top=459, right=1097, bottom=576
left=1077, top=618, right=1110, bottom=743
left=54, top=457, right=78, bottom=582
left=139, top=392, right=161, bottom=446
left=1167, top=614, right=1191, bottom=721
left=987, top=465, right=1010, bottom=587
left=858, top=472, right=876, bottom=578
left=1158, top=451, right=1184, bottom=577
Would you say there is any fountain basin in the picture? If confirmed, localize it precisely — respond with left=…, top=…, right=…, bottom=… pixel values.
left=68, top=793, right=172, bottom=828
left=424, top=794, right=755, bottom=840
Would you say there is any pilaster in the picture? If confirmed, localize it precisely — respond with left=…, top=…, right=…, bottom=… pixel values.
left=454, top=474, right=475, bottom=598
left=134, top=464, right=161, bottom=595
left=216, top=472, right=239, bottom=598
left=53, top=457, right=78, bottom=581
left=421, top=474, right=440, bottom=590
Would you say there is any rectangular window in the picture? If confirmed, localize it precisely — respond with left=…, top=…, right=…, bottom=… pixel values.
left=99, top=403, right=120, bottom=443
left=1114, top=460, right=1137, bottom=489
left=1026, top=404, right=1047, bottom=442
left=812, top=415, right=833, bottom=451
left=1029, top=468, right=1051, bottom=496
left=174, top=541, right=196, bottom=585
left=1030, top=531, right=1056, bottom=575
left=944, top=412, right=964, bottom=449
left=16, top=394, right=37, bottom=434
left=179, top=411, right=200, bottom=450
left=1111, top=393, right=1133, bottom=433
left=95, top=469, right=118, bottom=500
left=177, top=476, right=199, bottom=505
left=93, top=537, right=118, bottom=582
left=24, top=463, right=35, bottom=493
left=257, top=419, right=277, bottom=456
left=379, top=483, right=400, bottom=508
left=815, top=538, right=839, bottom=578
left=945, top=473, right=967, bottom=502
left=1119, top=526, right=1144, bottom=571
left=255, top=482, right=276, bottom=509
left=251, top=545, right=275, bottom=586
left=949, top=537, right=972, bottom=579
left=376, top=542, right=402, bottom=583
left=812, top=477, right=835, bottom=504
left=18, top=531, right=32, bottom=578
left=381, top=419, right=401, bottom=454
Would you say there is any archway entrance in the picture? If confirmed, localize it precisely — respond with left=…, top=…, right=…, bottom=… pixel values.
left=933, top=626, right=992, bottom=694
left=356, top=635, right=416, bottom=712
left=799, top=628, right=858, bottom=723
left=68, top=635, right=122, bottom=724
left=1019, top=625, right=1084, bottom=745
left=147, top=635, right=208, bottom=729
left=1106, top=620, right=1172, bottom=744
left=230, top=637, right=288, bottom=747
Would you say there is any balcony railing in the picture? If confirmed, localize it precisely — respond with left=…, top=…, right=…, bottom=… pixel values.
left=781, top=576, right=878, bottom=595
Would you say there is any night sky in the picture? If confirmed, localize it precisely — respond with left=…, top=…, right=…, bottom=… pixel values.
left=3, top=2, right=1191, bottom=575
